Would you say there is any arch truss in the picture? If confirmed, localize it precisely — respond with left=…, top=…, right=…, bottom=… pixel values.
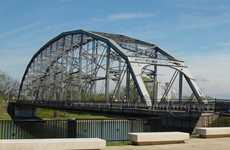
left=18, top=30, right=206, bottom=107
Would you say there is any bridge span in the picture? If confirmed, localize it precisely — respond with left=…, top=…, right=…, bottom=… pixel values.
left=8, top=99, right=230, bottom=119
left=7, top=29, right=230, bottom=121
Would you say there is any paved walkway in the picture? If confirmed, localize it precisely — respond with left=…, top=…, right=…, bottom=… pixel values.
left=104, top=137, right=230, bottom=150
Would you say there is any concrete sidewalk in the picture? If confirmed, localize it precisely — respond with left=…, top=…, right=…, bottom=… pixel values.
left=104, top=137, right=230, bottom=150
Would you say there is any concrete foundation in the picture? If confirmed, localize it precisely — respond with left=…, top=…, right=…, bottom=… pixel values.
left=14, top=107, right=36, bottom=118
left=195, top=113, right=219, bottom=127
left=7, top=103, right=37, bottom=119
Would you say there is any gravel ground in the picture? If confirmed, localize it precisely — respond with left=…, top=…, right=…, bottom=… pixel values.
left=104, top=137, right=230, bottom=150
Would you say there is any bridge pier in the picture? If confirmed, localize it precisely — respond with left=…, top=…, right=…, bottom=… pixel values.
left=7, top=103, right=37, bottom=120
left=194, top=113, right=219, bottom=128
left=144, top=113, right=219, bottom=133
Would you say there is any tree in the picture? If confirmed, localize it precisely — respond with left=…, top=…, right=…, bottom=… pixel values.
left=0, top=70, right=19, bottom=101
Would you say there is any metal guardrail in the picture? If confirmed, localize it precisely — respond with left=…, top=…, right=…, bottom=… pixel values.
left=0, top=119, right=145, bottom=141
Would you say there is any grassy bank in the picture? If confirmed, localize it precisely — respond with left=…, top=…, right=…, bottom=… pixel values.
left=0, top=96, right=111, bottom=120
left=37, top=108, right=111, bottom=119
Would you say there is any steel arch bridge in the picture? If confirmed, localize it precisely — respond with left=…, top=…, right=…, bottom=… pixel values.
left=17, top=29, right=206, bottom=107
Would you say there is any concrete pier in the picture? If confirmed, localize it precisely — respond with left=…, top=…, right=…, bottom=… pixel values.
left=7, top=103, right=37, bottom=120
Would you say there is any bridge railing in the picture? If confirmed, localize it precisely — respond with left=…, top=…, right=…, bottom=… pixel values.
left=12, top=99, right=230, bottom=113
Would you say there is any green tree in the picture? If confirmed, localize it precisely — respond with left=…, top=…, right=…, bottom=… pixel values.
left=0, top=70, right=19, bottom=101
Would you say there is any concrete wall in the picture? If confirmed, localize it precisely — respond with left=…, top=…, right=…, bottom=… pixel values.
left=195, top=113, right=219, bottom=127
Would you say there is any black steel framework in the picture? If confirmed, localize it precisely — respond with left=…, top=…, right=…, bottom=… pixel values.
left=18, top=29, right=206, bottom=108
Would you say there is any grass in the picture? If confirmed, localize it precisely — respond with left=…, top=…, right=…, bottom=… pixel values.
left=0, top=96, right=112, bottom=120
left=36, top=108, right=111, bottom=120
left=211, top=116, right=230, bottom=127
left=0, top=96, right=11, bottom=120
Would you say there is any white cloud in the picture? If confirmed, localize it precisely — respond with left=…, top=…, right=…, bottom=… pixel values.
left=92, top=12, right=154, bottom=22
left=122, top=11, right=230, bottom=42
left=58, top=0, right=75, bottom=3
left=176, top=1, right=230, bottom=12
left=0, top=51, right=30, bottom=80
left=177, top=12, right=230, bottom=30
left=185, top=52, right=230, bottom=99
left=0, top=22, right=41, bottom=40
left=108, top=12, right=154, bottom=21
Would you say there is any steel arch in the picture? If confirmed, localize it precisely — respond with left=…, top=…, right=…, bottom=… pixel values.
left=18, top=29, right=205, bottom=107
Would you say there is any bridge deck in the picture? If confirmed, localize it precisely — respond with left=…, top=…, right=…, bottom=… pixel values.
left=10, top=100, right=221, bottom=115
left=8, top=100, right=230, bottom=119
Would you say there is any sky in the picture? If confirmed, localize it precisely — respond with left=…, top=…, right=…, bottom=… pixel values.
left=0, top=0, right=230, bottom=98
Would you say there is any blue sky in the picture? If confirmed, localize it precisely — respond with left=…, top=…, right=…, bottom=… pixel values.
left=0, top=0, right=230, bottom=98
